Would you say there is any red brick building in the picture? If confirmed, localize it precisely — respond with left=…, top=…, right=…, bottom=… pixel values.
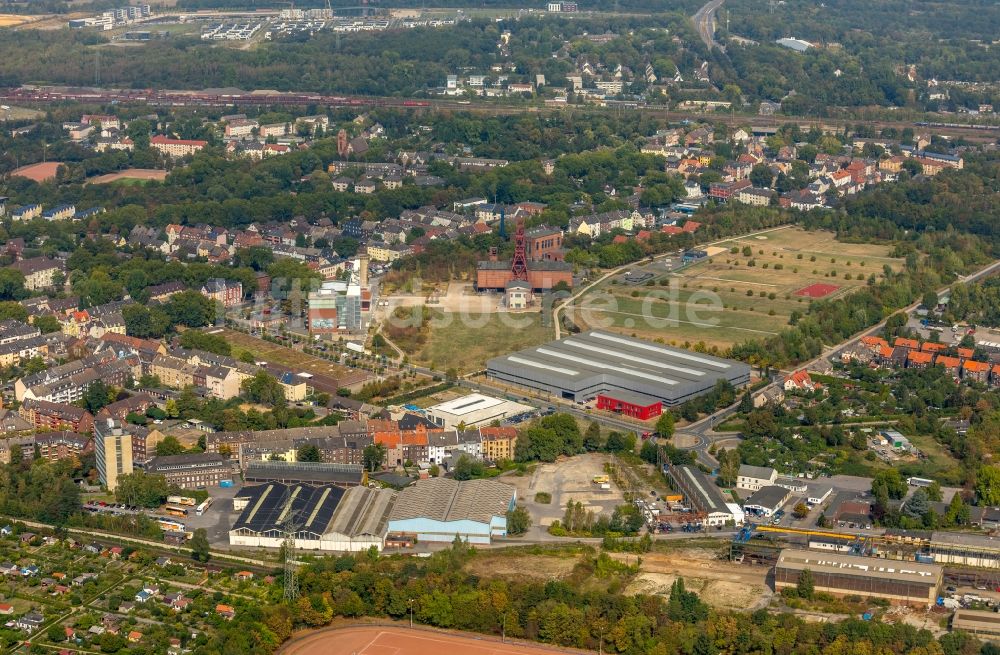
left=476, top=260, right=573, bottom=291
left=201, top=278, right=243, bottom=307
left=524, top=227, right=564, bottom=261
left=19, top=399, right=94, bottom=433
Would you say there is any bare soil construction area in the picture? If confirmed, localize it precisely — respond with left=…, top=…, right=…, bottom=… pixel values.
left=617, top=548, right=772, bottom=611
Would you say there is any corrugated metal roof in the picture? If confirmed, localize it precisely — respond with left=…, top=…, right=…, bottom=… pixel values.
left=389, top=478, right=514, bottom=525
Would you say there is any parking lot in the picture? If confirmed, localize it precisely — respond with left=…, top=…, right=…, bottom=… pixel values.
left=183, top=484, right=245, bottom=547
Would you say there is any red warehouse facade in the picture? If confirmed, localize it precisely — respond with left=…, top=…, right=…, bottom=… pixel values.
left=596, top=391, right=662, bottom=420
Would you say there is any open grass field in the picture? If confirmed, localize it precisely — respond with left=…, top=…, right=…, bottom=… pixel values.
left=406, top=311, right=552, bottom=374
left=569, top=228, right=903, bottom=352
left=0, top=106, right=44, bottom=121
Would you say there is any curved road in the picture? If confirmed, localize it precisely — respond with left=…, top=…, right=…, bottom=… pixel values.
left=693, top=0, right=725, bottom=50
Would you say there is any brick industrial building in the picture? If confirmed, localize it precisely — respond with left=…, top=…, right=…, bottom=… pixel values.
left=774, top=549, right=942, bottom=606
left=476, top=222, right=573, bottom=292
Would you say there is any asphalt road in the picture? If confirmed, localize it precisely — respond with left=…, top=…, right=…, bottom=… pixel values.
left=692, top=0, right=725, bottom=50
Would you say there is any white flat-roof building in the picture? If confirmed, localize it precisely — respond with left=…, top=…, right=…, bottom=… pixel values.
left=424, top=393, right=534, bottom=430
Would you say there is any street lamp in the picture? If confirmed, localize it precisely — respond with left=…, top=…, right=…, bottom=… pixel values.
left=408, top=598, right=414, bottom=628
left=501, top=611, right=507, bottom=643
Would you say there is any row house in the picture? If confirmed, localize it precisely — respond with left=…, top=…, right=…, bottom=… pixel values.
left=0, top=335, right=48, bottom=368
left=21, top=357, right=137, bottom=405
left=14, top=354, right=113, bottom=401
left=9, top=257, right=66, bottom=291
left=709, top=179, right=752, bottom=202
left=97, top=393, right=156, bottom=422
left=201, top=278, right=243, bottom=307
left=9, top=204, right=41, bottom=222
left=735, top=187, right=773, bottom=207
left=150, top=354, right=199, bottom=389
left=150, top=135, right=207, bottom=158
left=42, top=204, right=76, bottom=221
left=0, top=320, right=40, bottom=345
left=34, top=432, right=92, bottom=463
left=19, top=399, right=94, bottom=433
left=96, top=333, right=167, bottom=367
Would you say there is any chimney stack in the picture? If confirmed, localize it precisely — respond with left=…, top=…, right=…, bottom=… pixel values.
left=359, top=248, right=369, bottom=288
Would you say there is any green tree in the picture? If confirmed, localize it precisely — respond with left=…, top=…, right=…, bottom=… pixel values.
left=31, top=314, right=61, bottom=334
left=872, top=468, right=907, bottom=500
left=506, top=505, right=531, bottom=535
left=797, top=568, right=815, bottom=599
left=0, top=302, right=27, bottom=322
left=82, top=380, right=112, bottom=413
left=190, top=528, right=210, bottom=562
left=738, top=391, right=753, bottom=413
left=297, top=444, right=322, bottom=462
left=583, top=421, right=603, bottom=451
left=977, top=465, right=1000, bottom=506
left=655, top=411, right=675, bottom=438
left=155, top=436, right=185, bottom=456
left=749, top=163, right=774, bottom=188
left=165, top=291, right=216, bottom=328
left=362, top=443, right=386, bottom=471
left=115, top=471, right=170, bottom=507
left=179, top=330, right=232, bottom=356
left=242, top=371, right=287, bottom=406
left=0, top=269, right=26, bottom=301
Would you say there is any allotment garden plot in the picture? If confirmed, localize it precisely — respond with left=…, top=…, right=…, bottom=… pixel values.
left=570, top=228, right=904, bottom=352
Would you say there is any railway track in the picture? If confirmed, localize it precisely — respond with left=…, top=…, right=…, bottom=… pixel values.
left=2, top=85, right=998, bottom=141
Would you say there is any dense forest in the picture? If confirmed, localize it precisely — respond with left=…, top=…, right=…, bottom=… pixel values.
left=719, top=0, right=1000, bottom=109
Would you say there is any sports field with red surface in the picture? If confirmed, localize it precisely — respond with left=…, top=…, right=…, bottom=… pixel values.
left=280, top=627, right=589, bottom=655
left=794, top=283, right=840, bottom=298
left=11, top=161, right=61, bottom=182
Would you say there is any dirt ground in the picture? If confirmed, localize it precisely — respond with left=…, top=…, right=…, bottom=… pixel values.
left=280, top=626, right=579, bottom=655
left=502, top=453, right=624, bottom=528
left=465, top=551, right=582, bottom=581
left=618, top=548, right=772, bottom=611
left=87, top=168, right=168, bottom=184
left=0, top=13, right=38, bottom=26
left=11, top=162, right=61, bottom=183
left=380, top=282, right=502, bottom=315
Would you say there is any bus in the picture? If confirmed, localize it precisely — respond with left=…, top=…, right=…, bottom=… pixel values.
left=167, top=495, right=196, bottom=506
left=195, top=498, right=213, bottom=516
left=156, top=518, right=185, bottom=532
left=164, top=505, right=189, bottom=517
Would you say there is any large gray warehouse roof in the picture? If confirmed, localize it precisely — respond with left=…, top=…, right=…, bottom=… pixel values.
left=389, top=478, right=515, bottom=524
left=327, top=486, right=396, bottom=538
left=487, top=330, right=750, bottom=405
left=776, top=549, right=942, bottom=583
